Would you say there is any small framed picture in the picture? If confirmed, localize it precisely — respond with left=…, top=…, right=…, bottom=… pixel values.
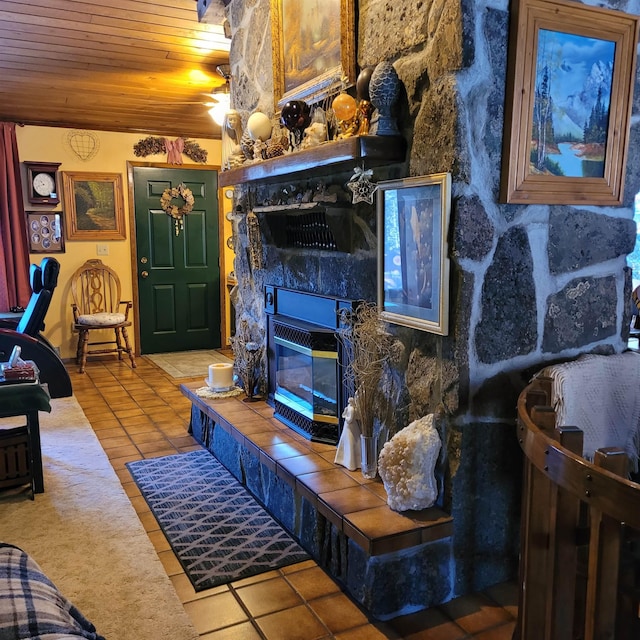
left=377, top=173, right=451, bottom=335
left=26, top=212, right=65, bottom=253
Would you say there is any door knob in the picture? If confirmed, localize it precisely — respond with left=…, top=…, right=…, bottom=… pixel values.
left=140, top=271, right=149, bottom=278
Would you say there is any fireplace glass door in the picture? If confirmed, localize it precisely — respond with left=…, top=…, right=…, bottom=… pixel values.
left=274, top=336, right=338, bottom=426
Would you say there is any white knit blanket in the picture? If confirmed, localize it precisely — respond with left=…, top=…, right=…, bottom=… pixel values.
left=539, top=352, right=640, bottom=472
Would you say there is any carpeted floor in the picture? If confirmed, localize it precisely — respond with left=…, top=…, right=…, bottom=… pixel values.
left=144, top=349, right=233, bottom=379
left=0, top=396, right=199, bottom=640
left=127, top=449, right=309, bottom=591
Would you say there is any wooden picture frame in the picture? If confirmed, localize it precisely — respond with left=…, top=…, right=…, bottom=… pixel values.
left=500, top=0, right=639, bottom=205
left=26, top=212, right=65, bottom=253
left=62, top=172, right=126, bottom=240
left=270, top=0, right=356, bottom=109
left=377, top=173, right=451, bottom=335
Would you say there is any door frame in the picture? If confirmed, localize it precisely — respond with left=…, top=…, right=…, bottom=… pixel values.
left=125, top=161, right=225, bottom=356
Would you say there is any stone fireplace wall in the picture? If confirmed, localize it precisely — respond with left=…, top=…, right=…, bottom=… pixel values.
left=223, top=0, right=640, bottom=599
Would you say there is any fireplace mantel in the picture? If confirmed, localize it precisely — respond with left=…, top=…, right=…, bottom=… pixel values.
left=218, top=135, right=406, bottom=187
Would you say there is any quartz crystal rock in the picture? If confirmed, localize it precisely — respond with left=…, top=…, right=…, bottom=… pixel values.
left=378, top=414, right=441, bottom=511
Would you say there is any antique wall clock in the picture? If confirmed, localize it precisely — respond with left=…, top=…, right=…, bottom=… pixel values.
left=24, top=161, right=62, bottom=205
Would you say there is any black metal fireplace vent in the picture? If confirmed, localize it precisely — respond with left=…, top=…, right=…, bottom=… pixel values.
left=273, top=321, right=336, bottom=352
left=274, top=400, right=339, bottom=444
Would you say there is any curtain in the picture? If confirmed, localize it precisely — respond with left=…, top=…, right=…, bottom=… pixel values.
left=0, top=122, right=30, bottom=311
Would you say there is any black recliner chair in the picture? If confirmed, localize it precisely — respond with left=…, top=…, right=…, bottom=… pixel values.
left=0, top=257, right=72, bottom=398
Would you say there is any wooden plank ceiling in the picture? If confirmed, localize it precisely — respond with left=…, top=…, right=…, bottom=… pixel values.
left=0, top=0, right=230, bottom=140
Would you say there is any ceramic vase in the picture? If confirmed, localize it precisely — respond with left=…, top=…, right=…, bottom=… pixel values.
left=360, top=434, right=377, bottom=479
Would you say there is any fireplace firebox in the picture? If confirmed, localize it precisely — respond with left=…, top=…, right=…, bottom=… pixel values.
left=265, top=286, right=357, bottom=444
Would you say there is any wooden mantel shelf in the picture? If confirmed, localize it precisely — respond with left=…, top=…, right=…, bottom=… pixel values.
left=218, top=135, right=407, bottom=187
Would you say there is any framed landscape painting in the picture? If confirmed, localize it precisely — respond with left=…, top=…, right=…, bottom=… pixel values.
left=62, top=172, right=126, bottom=240
left=500, top=0, right=639, bottom=205
left=377, top=173, right=451, bottom=335
left=270, top=0, right=356, bottom=108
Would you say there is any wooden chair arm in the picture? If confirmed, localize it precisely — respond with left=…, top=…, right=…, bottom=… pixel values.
left=119, top=300, right=133, bottom=321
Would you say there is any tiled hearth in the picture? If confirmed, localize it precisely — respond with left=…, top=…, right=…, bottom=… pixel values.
left=181, top=381, right=454, bottom=618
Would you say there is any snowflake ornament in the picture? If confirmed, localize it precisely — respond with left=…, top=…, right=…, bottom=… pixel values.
left=347, top=166, right=378, bottom=204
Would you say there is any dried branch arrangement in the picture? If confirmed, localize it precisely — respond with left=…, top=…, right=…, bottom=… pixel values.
left=230, top=318, right=264, bottom=400
left=338, top=302, right=393, bottom=437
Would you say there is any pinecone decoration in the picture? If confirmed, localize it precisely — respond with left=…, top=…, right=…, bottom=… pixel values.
left=240, top=130, right=254, bottom=160
left=266, top=139, right=285, bottom=158
left=265, top=126, right=289, bottom=158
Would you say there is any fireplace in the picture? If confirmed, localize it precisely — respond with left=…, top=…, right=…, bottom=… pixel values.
left=265, top=285, right=357, bottom=444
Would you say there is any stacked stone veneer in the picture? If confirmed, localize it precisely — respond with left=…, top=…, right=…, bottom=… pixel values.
left=221, top=0, right=640, bottom=613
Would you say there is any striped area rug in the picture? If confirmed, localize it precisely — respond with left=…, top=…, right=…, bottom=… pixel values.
left=126, top=450, right=309, bottom=591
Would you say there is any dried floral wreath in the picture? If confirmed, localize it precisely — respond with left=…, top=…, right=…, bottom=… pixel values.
left=160, top=183, right=195, bottom=235
left=133, top=136, right=208, bottom=163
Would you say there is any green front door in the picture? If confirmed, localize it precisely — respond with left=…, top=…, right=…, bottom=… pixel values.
left=133, top=166, right=220, bottom=354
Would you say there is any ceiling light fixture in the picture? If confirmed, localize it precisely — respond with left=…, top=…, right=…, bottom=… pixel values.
left=207, top=64, right=232, bottom=127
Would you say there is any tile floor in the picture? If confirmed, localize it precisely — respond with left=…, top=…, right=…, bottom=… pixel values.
left=68, top=355, right=519, bottom=640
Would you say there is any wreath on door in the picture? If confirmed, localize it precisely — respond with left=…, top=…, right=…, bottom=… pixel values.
left=160, top=183, right=195, bottom=235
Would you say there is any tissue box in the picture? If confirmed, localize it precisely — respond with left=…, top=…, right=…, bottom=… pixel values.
left=1, top=360, right=38, bottom=382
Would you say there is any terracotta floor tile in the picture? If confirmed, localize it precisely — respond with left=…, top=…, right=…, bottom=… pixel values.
left=171, top=573, right=228, bottom=604
left=113, top=407, right=145, bottom=418
left=229, top=569, right=282, bottom=588
left=108, top=453, right=143, bottom=470
left=128, top=494, right=150, bottom=514
left=473, top=621, right=516, bottom=639
left=141, top=446, right=180, bottom=458
left=147, top=528, right=171, bottom=553
left=157, top=549, right=183, bottom=576
left=98, top=435, right=132, bottom=449
left=94, top=427, right=127, bottom=440
left=277, top=452, right=336, bottom=478
left=199, top=621, right=263, bottom=639
left=388, top=606, right=468, bottom=639
left=123, top=422, right=158, bottom=435
left=183, top=591, right=248, bottom=634
left=335, top=625, right=400, bottom=639
left=307, top=592, right=369, bottom=633
left=136, top=439, right=172, bottom=454
left=122, top=481, right=140, bottom=498
left=285, top=566, right=341, bottom=601
left=280, top=559, right=318, bottom=574
left=159, top=425, right=191, bottom=437
left=483, top=582, right=518, bottom=619
left=168, top=434, right=199, bottom=447
left=136, top=510, right=159, bottom=532
left=234, top=576, right=304, bottom=617
left=105, top=444, right=139, bottom=459
left=297, top=468, right=359, bottom=495
left=438, top=593, right=513, bottom=635
left=319, top=485, right=386, bottom=516
left=255, top=603, right=330, bottom=640
left=119, top=417, right=155, bottom=430
left=129, top=430, right=165, bottom=445
left=261, top=440, right=313, bottom=461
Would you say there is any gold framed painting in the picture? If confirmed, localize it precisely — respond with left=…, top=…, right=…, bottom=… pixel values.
left=500, top=0, right=639, bottom=205
left=270, top=0, right=356, bottom=108
left=62, top=171, right=126, bottom=240
left=377, top=173, right=451, bottom=336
